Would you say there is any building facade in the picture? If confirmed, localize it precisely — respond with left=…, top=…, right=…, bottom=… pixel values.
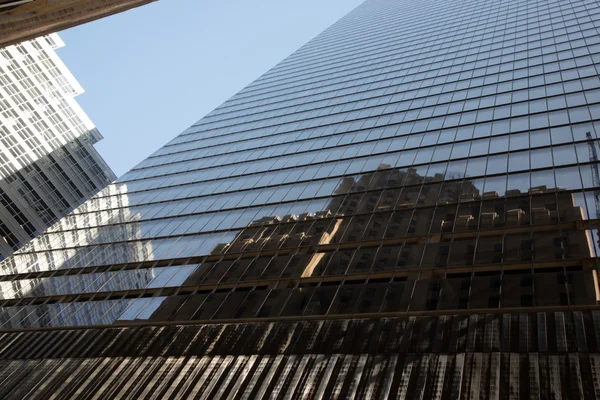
left=0, top=0, right=599, bottom=397
left=0, top=0, right=155, bottom=48
left=0, top=33, right=115, bottom=258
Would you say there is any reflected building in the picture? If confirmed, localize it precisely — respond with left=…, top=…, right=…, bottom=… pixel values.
left=147, top=165, right=598, bottom=324
left=0, top=33, right=115, bottom=258
left=0, top=182, right=155, bottom=328
left=0, top=181, right=156, bottom=329
left=1, top=0, right=600, bottom=397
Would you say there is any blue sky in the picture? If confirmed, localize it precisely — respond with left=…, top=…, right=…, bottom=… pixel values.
left=57, top=0, right=364, bottom=177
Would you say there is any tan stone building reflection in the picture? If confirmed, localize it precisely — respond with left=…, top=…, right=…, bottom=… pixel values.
left=148, top=164, right=600, bottom=323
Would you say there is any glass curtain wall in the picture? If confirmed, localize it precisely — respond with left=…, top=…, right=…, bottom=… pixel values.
left=1, top=0, right=600, bottom=328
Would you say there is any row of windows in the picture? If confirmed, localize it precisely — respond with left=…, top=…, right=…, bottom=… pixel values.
left=170, top=57, right=600, bottom=154
left=148, top=74, right=600, bottom=167
left=201, top=48, right=600, bottom=133
left=17, top=186, right=600, bottom=266
left=160, top=80, right=600, bottom=172
left=14, top=179, right=600, bottom=271
left=49, top=182, right=600, bottom=240
left=26, top=180, right=600, bottom=257
left=5, top=231, right=235, bottom=275
left=81, top=172, right=600, bottom=245
left=196, top=62, right=600, bottom=145
left=190, top=17, right=600, bottom=123
left=12, top=204, right=599, bottom=276
left=133, top=268, right=593, bottom=322
left=0, top=264, right=595, bottom=329
left=95, top=130, right=600, bottom=212
left=259, top=0, right=592, bottom=85
left=4, top=194, right=600, bottom=300
left=0, top=297, right=129, bottom=329
left=130, top=114, right=600, bottom=185
left=215, top=5, right=600, bottom=124
left=268, top=2, right=598, bottom=80
left=231, top=0, right=597, bottom=105
left=169, top=241, right=596, bottom=287
left=0, top=211, right=597, bottom=298
left=60, top=132, right=600, bottom=219
left=61, top=132, right=598, bottom=222
left=0, top=264, right=194, bottom=300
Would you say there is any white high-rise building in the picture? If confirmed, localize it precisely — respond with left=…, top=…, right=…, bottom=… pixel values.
left=0, top=33, right=115, bottom=258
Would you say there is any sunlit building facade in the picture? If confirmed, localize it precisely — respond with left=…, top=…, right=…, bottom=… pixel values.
left=0, top=0, right=599, bottom=397
left=0, top=0, right=155, bottom=48
left=0, top=33, right=115, bottom=258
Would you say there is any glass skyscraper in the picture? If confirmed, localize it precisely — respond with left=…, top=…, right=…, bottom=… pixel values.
left=0, top=0, right=600, bottom=397
left=0, top=33, right=115, bottom=259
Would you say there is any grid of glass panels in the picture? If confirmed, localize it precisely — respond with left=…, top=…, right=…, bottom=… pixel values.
left=1, top=0, right=600, bottom=329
